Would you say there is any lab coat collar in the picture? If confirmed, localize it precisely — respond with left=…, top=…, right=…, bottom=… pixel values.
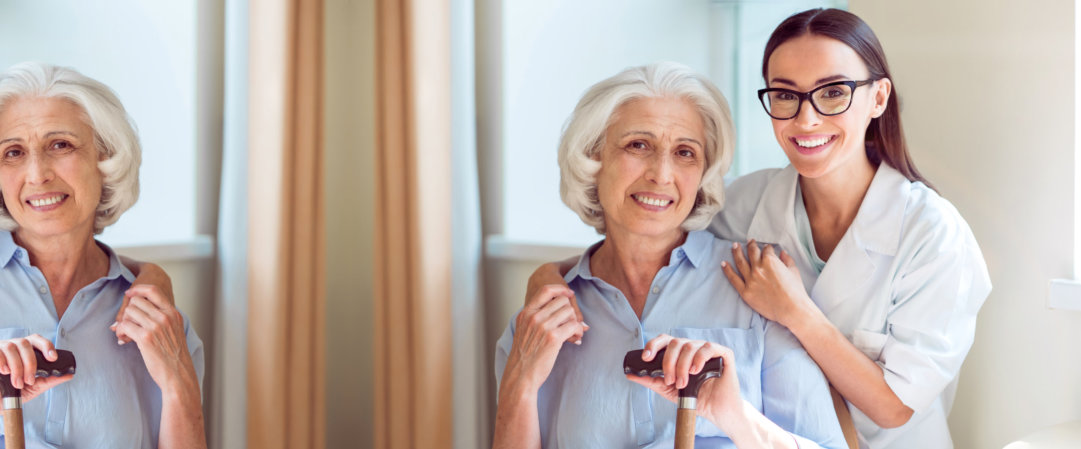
left=743, top=164, right=911, bottom=314
left=849, top=163, right=910, bottom=257
left=745, top=163, right=909, bottom=255
left=745, top=165, right=801, bottom=246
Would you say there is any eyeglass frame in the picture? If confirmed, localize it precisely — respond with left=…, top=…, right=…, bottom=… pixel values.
left=756, top=79, right=876, bottom=120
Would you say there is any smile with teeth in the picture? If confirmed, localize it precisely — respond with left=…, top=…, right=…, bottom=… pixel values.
left=28, top=194, right=67, bottom=207
left=632, top=194, right=672, bottom=208
left=795, top=136, right=833, bottom=148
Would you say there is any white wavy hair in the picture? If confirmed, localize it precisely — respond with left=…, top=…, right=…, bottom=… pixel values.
left=0, top=62, right=141, bottom=234
left=559, top=62, right=735, bottom=234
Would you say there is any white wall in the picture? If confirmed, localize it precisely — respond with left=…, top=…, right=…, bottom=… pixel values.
left=323, top=0, right=375, bottom=447
left=850, top=1, right=1081, bottom=447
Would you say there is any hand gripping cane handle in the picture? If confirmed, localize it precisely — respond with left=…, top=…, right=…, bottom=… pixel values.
left=624, top=348, right=722, bottom=449
left=1, top=349, right=76, bottom=449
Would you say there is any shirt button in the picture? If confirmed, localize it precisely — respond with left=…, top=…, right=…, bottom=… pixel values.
left=651, top=287, right=660, bottom=294
left=634, top=328, right=640, bottom=338
left=39, top=285, right=48, bottom=294
left=60, top=328, right=66, bottom=338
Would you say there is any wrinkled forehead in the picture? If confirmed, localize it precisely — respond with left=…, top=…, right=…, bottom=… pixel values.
left=0, top=95, right=94, bottom=142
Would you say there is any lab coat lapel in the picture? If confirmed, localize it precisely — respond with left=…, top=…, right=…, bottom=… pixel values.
left=809, top=165, right=908, bottom=315
left=745, top=166, right=819, bottom=293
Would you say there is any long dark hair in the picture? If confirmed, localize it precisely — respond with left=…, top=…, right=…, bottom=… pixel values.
left=762, top=8, right=934, bottom=190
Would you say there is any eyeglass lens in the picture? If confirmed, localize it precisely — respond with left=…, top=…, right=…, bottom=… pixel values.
left=764, top=83, right=853, bottom=118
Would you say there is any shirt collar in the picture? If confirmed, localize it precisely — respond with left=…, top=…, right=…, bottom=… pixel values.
left=0, top=231, right=134, bottom=283
left=0, top=231, right=17, bottom=267
left=101, top=242, right=136, bottom=283
left=564, top=230, right=710, bottom=283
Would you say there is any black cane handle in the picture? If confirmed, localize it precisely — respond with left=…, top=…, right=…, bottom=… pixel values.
left=0, top=349, right=76, bottom=399
left=623, top=348, right=722, bottom=399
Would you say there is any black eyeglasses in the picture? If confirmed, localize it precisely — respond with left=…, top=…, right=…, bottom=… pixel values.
left=757, top=79, right=875, bottom=120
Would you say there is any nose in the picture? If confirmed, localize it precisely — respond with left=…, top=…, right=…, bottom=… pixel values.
left=646, top=152, right=674, bottom=185
left=26, top=151, right=54, bottom=185
left=792, top=98, right=822, bottom=128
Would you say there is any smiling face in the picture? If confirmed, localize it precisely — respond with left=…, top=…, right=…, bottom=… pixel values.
left=0, top=96, right=102, bottom=242
left=595, top=96, right=706, bottom=241
left=765, top=34, right=891, bottom=180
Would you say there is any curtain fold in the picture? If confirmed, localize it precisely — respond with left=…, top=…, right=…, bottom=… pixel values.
left=247, top=0, right=327, bottom=448
left=374, top=0, right=453, bottom=447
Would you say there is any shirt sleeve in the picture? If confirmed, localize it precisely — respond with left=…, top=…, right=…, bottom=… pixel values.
left=708, top=169, right=776, bottom=241
left=761, top=321, right=848, bottom=449
left=879, top=217, right=991, bottom=413
left=493, top=311, right=519, bottom=400
left=181, top=312, right=206, bottom=398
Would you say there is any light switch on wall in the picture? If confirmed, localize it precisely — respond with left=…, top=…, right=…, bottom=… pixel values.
left=1049, top=279, right=1081, bottom=311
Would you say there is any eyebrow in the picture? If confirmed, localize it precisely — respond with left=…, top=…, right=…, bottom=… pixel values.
left=769, top=74, right=851, bottom=88
left=619, top=130, right=703, bottom=148
left=0, top=131, right=80, bottom=146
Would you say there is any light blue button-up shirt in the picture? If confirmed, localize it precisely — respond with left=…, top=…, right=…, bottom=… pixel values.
left=495, top=230, right=846, bottom=448
left=0, top=231, right=204, bottom=448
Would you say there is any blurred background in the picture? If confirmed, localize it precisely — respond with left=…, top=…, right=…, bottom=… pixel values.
left=2, top=0, right=1077, bottom=447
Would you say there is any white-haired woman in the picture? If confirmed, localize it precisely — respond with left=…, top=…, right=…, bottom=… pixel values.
left=492, top=62, right=846, bottom=449
left=0, top=62, right=204, bottom=448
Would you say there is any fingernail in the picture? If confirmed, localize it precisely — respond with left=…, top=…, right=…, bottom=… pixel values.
left=118, top=339, right=125, bottom=345
left=721, top=261, right=727, bottom=267
left=48, top=350, right=57, bottom=359
left=643, top=349, right=652, bottom=360
left=574, top=339, right=582, bottom=346
left=110, top=321, right=118, bottom=329
left=582, top=322, right=590, bottom=330
left=733, top=242, right=739, bottom=249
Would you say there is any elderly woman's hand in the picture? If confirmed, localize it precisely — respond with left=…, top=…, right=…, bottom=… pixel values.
left=0, top=334, right=74, bottom=402
left=722, top=240, right=814, bottom=328
left=114, top=259, right=175, bottom=345
left=113, top=286, right=199, bottom=396
left=625, top=334, right=745, bottom=431
left=501, top=284, right=588, bottom=394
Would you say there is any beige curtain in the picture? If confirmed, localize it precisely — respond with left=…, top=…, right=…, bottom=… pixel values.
left=247, top=0, right=327, bottom=448
left=373, top=0, right=453, bottom=447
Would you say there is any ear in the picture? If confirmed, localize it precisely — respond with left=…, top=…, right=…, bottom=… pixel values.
left=871, top=78, right=892, bottom=118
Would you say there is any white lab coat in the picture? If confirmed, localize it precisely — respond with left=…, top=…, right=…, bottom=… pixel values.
left=709, top=163, right=991, bottom=449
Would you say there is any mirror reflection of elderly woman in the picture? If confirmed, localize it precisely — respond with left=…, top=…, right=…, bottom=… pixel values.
left=0, top=63, right=204, bottom=448
left=493, top=63, right=846, bottom=448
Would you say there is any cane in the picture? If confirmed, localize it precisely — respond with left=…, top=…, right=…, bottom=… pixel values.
left=0, top=349, right=76, bottom=449
left=625, top=348, right=722, bottom=449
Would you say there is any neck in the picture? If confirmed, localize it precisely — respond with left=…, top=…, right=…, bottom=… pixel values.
left=591, top=227, right=686, bottom=318
left=13, top=229, right=108, bottom=319
left=799, top=157, right=876, bottom=224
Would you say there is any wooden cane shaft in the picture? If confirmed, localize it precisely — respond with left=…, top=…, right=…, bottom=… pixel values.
left=2, top=408, right=24, bottom=449
left=675, top=407, right=696, bottom=449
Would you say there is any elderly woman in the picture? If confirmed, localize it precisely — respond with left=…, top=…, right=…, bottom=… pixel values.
left=492, top=62, right=845, bottom=448
left=0, top=62, right=204, bottom=448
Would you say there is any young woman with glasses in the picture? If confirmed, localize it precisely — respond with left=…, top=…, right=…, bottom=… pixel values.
left=524, top=8, right=990, bottom=449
